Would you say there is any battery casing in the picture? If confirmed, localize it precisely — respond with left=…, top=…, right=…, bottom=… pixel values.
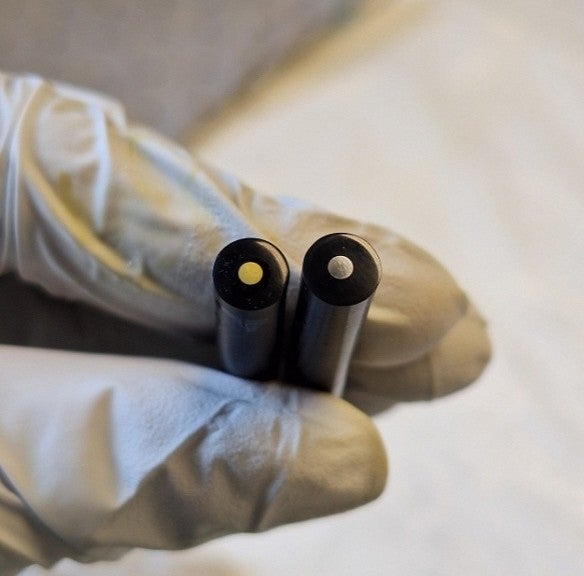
left=286, top=233, right=382, bottom=395
left=213, top=238, right=289, bottom=380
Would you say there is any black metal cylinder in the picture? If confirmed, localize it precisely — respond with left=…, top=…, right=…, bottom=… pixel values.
left=286, top=233, right=382, bottom=395
left=213, top=238, right=289, bottom=380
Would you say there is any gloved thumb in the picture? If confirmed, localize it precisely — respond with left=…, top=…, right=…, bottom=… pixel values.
left=0, top=345, right=387, bottom=570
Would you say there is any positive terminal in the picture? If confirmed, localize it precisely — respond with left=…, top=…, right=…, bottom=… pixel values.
left=238, top=261, right=264, bottom=285
left=327, top=255, right=354, bottom=280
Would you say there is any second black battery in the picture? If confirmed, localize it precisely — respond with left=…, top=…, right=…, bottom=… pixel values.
left=285, top=232, right=382, bottom=396
left=213, top=237, right=289, bottom=380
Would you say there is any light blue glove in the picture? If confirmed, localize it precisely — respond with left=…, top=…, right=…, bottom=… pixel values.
left=0, top=72, right=490, bottom=574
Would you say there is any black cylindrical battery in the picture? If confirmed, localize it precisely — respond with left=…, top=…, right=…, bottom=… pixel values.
left=213, top=238, right=289, bottom=380
left=286, top=233, right=382, bottom=396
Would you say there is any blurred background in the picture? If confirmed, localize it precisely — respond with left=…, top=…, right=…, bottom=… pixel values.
left=0, top=0, right=358, bottom=138
left=3, top=0, right=583, bottom=574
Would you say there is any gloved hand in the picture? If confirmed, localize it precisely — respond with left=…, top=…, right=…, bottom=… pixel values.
left=0, top=72, right=491, bottom=574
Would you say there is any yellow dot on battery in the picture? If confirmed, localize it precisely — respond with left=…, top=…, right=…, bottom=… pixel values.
left=238, top=261, right=264, bottom=285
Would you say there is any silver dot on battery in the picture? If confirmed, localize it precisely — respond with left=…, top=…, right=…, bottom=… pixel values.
left=285, top=233, right=382, bottom=395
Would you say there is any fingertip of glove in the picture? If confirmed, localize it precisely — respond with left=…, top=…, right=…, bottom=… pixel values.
left=346, top=303, right=491, bottom=408
left=304, top=393, right=389, bottom=500
left=256, top=389, right=388, bottom=530
left=430, top=307, right=492, bottom=399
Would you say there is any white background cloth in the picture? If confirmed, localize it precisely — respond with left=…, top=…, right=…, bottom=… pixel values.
left=24, top=0, right=584, bottom=574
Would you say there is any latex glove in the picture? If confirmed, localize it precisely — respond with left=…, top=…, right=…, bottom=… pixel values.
left=0, top=72, right=491, bottom=574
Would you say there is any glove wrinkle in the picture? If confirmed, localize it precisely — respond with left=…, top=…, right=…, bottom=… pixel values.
left=0, top=472, right=80, bottom=572
left=81, top=391, right=278, bottom=551
left=246, top=415, right=298, bottom=533
left=0, top=74, right=46, bottom=274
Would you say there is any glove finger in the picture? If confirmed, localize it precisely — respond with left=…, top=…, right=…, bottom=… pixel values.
left=2, top=74, right=467, bottom=368
left=345, top=304, right=492, bottom=414
left=0, top=345, right=386, bottom=566
left=2, top=74, right=238, bottom=335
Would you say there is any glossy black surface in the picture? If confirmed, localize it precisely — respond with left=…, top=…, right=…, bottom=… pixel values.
left=213, top=237, right=289, bottom=310
left=213, top=238, right=289, bottom=380
left=286, top=233, right=381, bottom=395
left=302, top=233, right=382, bottom=306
